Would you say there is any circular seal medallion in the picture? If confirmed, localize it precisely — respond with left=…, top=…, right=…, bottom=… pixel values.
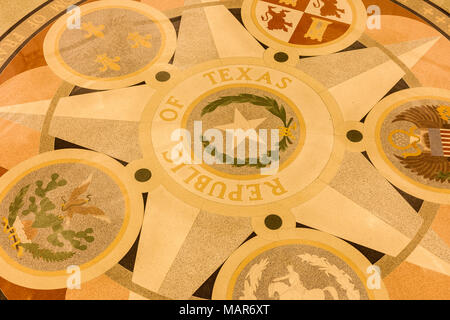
left=364, top=87, right=450, bottom=204
left=241, top=0, right=367, bottom=56
left=44, top=0, right=176, bottom=90
left=0, top=150, right=143, bottom=289
left=139, top=57, right=344, bottom=217
left=212, top=228, right=389, bottom=300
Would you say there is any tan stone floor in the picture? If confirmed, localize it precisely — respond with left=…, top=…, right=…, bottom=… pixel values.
left=0, top=0, right=448, bottom=300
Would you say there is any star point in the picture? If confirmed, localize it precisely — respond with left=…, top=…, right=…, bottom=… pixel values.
left=214, top=108, right=266, bottom=133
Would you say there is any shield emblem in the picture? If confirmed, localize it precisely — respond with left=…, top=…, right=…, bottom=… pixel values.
left=429, top=128, right=450, bottom=157
left=255, top=0, right=353, bottom=44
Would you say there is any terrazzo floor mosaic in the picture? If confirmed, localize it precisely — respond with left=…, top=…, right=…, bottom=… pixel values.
left=0, top=0, right=449, bottom=300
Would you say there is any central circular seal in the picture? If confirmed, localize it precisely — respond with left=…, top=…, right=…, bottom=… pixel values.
left=140, top=58, right=344, bottom=216
left=183, top=85, right=306, bottom=179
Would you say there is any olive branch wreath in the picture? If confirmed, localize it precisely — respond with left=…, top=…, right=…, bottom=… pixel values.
left=239, top=258, right=269, bottom=300
left=200, top=94, right=296, bottom=167
left=298, top=253, right=361, bottom=300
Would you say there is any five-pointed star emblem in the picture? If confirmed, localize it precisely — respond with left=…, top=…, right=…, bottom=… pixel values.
left=213, top=108, right=267, bottom=158
left=214, top=108, right=266, bottom=133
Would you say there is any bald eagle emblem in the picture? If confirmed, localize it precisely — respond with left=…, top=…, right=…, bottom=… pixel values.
left=388, top=105, right=450, bottom=183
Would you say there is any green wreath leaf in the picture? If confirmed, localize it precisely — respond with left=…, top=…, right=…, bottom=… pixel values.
left=20, top=243, right=75, bottom=263
left=202, top=94, right=282, bottom=118
left=8, top=185, right=30, bottom=226
left=202, top=94, right=292, bottom=126
left=202, top=137, right=273, bottom=168
left=436, top=171, right=450, bottom=182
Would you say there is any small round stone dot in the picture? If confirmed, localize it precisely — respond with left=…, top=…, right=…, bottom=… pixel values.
left=274, top=52, right=289, bottom=62
left=264, top=214, right=283, bottom=230
left=155, top=71, right=171, bottom=82
left=135, top=168, right=152, bottom=182
left=346, top=130, right=363, bottom=142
